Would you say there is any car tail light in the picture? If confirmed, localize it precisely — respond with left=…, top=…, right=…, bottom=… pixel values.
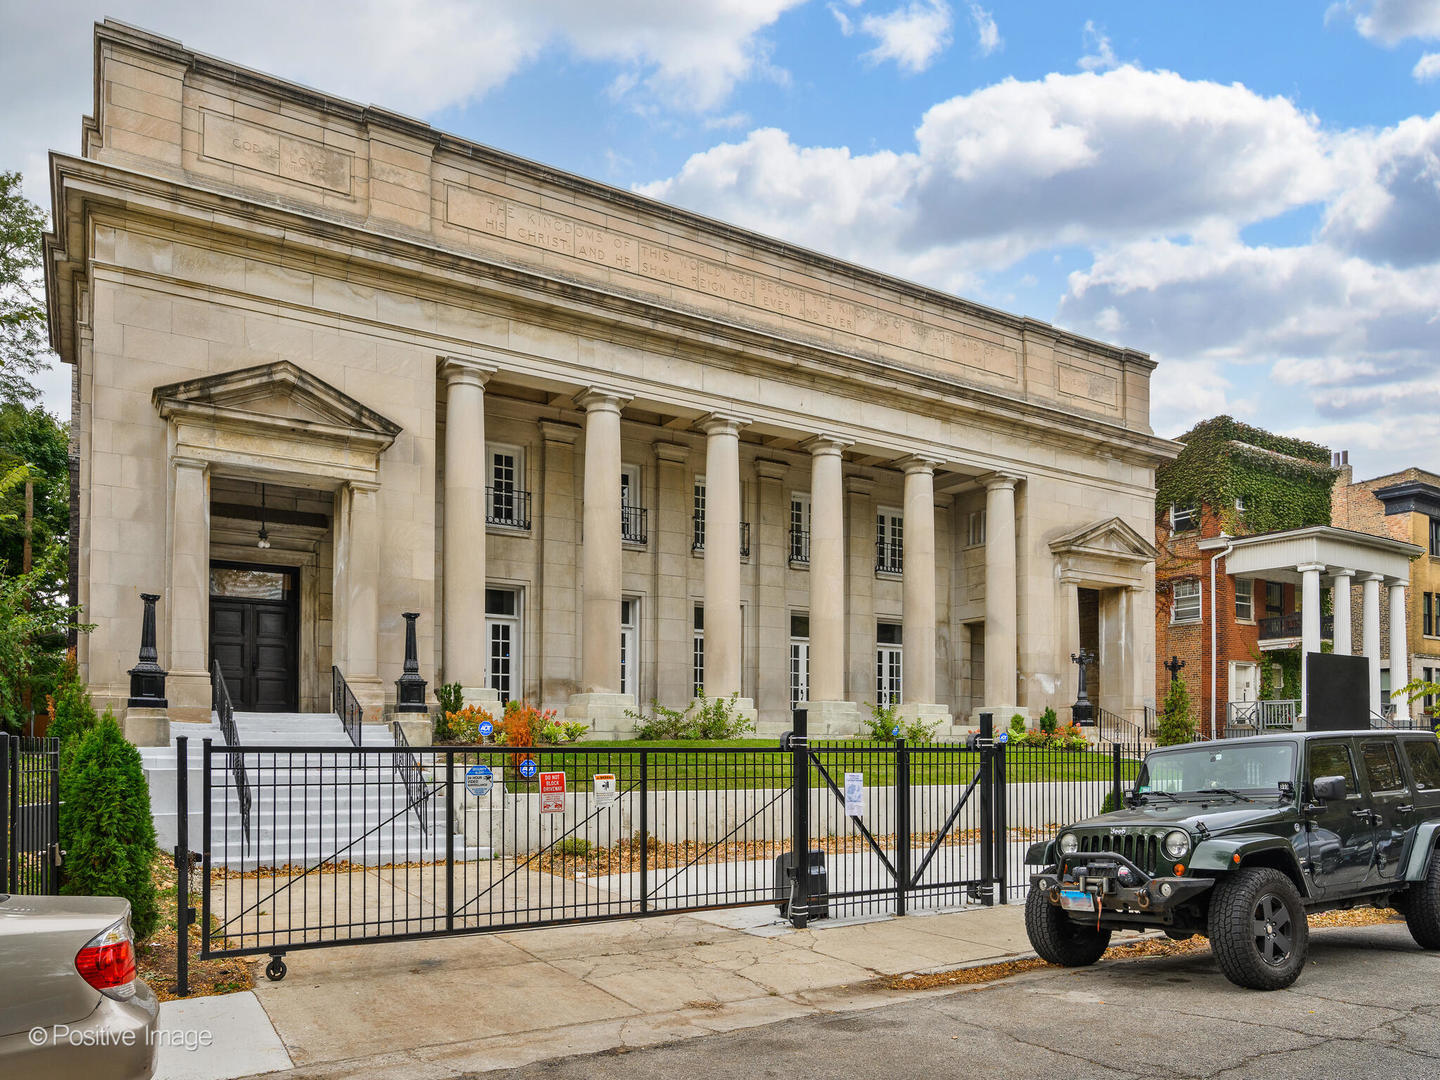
left=75, top=919, right=137, bottom=1001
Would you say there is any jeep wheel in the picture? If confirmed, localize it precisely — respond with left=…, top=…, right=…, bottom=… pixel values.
left=1025, top=885, right=1111, bottom=967
left=1403, top=851, right=1440, bottom=950
left=1207, top=868, right=1308, bottom=990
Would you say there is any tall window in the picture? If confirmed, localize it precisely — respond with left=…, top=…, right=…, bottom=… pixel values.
left=486, top=445, right=528, bottom=528
left=1170, top=503, right=1199, bottom=532
left=692, top=604, right=704, bottom=695
left=1234, top=578, right=1254, bottom=621
left=1265, top=581, right=1284, bottom=617
left=1172, top=580, right=1202, bottom=624
left=789, top=613, right=810, bottom=709
left=692, top=478, right=706, bottom=551
left=966, top=509, right=987, bottom=548
left=620, top=598, right=638, bottom=698
left=621, top=465, right=646, bottom=544
left=1431, top=516, right=1440, bottom=557
left=876, top=623, right=902, bottom=705
left=485, top=587, right=521, bottom=704
left=876, top=507, right=903, bottom=574
left=790, top=493, right=811, bottom=563
left=1426, top=593, right=1434, bottom=637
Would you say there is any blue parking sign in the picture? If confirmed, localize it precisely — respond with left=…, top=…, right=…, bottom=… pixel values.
left=519, top=757, right=539, bottom=779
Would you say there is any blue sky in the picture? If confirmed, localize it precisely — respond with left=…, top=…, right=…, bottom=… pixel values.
left=2, top=0, right=1438, bottom=475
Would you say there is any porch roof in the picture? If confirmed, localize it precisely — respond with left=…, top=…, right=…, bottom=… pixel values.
left=1202, top=525, right=1422, bottom=586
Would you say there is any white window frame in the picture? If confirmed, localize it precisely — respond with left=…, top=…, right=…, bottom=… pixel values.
left=1169, top=502, right=1199, bottom=532
left=1172, top=579, right=1202, bottom=624
left=692, top=477, right=706, bottom=551
left=966, top=509, right=987, bottom=548
left=790, top=492, right=811, bottom=563
left=876, top=506, right=904, bottom=574
left=621, top=464, right=641, bottom=508
left=789, top=613, right=810, bottom=709
left=486, top=443, right=527, bottom=529
left=620, top=596, right=639, bottom=698
left=876, top=622, right=903, bottom=705
left=692, top=605, right=705, bottom=696
left=1234, top=577, right=1254, bottom=622
left=485, top=586, right=523, bottom=704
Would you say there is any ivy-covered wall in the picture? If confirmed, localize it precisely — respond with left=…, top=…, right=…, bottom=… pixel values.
left=1155, top=415, right=1335, bottom=536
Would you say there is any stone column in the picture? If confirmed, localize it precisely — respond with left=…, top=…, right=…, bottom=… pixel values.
left=844, top=476, right=876, bottom=713
left=801, top=436, right=858, bottom=732
left=652, top=442, right=691, bottom=710
left=1390, top=582, right=1411, bottom=724
left=167, top=458, right=210, bottom=724
left=901, top=456, right=949, bottom=729
left=1298, top=562, right=1324, bottom=723
left=539, top=421, right=581, bottom=707
left=440, top=358, right=499, bottom=708
left=1362, top=573, right=1383, bottom=718
left=982, top=474, right=1021, bottom=718
left=700, top=413, right=756, bottom=723
left=754, top=458, right=790, bottom=733
left=343, top=480, right=385, bottom=722
left=1331, top=569, right=1354, bottom=655
left=566, top=390, right=635, bottom=732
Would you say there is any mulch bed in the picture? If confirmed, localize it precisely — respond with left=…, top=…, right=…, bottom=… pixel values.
left=138, top=851, right=254, bottom=1002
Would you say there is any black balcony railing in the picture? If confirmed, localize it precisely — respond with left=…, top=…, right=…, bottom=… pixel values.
left=621, top=504, right=648, bottom=544
left=790, top=526, right=810, bottom=564
left=875, top=538, right=903, bottom=575
left=691, top=516, right=751, bottom=557
left=486, top=486, right=532, bottom=529
left=1258, top=612, right=1334, bottom=640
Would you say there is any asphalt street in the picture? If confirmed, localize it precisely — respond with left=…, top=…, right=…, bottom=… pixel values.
left=487, top=923, right=1440, bottom=1080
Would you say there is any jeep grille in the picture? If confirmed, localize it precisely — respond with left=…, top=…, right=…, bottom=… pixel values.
left=1076, top=831, right=1167, bottom=877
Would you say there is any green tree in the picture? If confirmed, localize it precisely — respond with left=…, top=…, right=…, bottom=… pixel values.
left=1157, top=675, right=1197, bottom=746
left=60, top=713, right=160, bottom=940
left=0, top=401, right=68, bottom=580
left=0, top=172, right=49, bottom=406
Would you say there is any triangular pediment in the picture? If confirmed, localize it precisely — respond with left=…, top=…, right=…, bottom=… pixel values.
left=1049, top=517, right=1157, bottom=562
left=153, top=361, right=401, bottom=445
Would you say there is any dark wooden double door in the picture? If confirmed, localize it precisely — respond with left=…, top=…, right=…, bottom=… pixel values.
left=209, top=563, right=299, bottom=712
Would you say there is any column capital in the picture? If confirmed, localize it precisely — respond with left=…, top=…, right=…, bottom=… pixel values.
left=801, top=433, right=853, bottom=457
left=576, top=386, right=633, bottom=414
left=438, top=356, right=497, bottom=387
left=653, top=440, right=690, bottom=464
left=1296, top=562, right=1327, bottom=574
left=540, top=419, right=582, bottom=445
left=1330, top=568, right=1357, bottom=581
left=698, top=412, right=751, bottom=437
left=348, top=479, right=381, bottom=495
left=754, top=457, right=789, bottom=481
left=979, top=471, right=1022, bottom=491
left=1360, top=572, right=1387, bottom=584
left=1389, top=579, right=1410, bottom=591
left=171, top=456, right=210, bottom=474
left=899, top=454, right=943, bottom=476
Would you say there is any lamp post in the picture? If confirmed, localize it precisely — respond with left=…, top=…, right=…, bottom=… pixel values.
left=127, top=593, right=168, bottom=708
left=1070, top=649, right=1095, bottom=727
left=394, top=612, right=428, bottom=713
left=1164, top=655, right=1186, bottom=683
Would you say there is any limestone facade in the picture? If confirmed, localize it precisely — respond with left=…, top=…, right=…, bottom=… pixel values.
left=46, top=22, right=1177, bottom=736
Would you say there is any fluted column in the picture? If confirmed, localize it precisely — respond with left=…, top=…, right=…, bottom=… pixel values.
left=983, top=474, right=1020, bottom=712
left=1331, top=569, right=1354, bottom=655
left=806, top=435, right=850, bottom=704
left=1299, top=562, right=1324, bottom=722
left=1362, top=573, right=1383, bottom=717
left=577, top=388, right=632, bottom=696
left=901, top=456, right=947, bottom=725
left=167, top=457, right=210, bottom=723
left=701, top=414, right=747, bottom=701
left=1390, top=582, right=1411, bottom=724
left=440, top=358, right=496, bottom=703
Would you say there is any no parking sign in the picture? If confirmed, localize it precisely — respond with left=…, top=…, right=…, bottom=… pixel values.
left=540, top=771, right=567, bottom=814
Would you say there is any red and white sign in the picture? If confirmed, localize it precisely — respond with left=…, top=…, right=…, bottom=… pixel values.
left=539, top=771, right=567, bottom=814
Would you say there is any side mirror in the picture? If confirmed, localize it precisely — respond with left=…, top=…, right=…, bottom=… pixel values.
left=1312, top=775, right=1347, bottom=802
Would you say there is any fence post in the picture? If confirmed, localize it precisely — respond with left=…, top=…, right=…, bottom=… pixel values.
left=1, top=736, right=11, bottom=893
left=978, top=712, right=994, bottom=906
left=788, top=708, right=810, bottom=928
left=1111, top=743, right=1123, bottom=809
left=445, top=749, right=455, bottom=932
left=639, top=749, right=649, bottom=915
left=175, top=736, right=190, bottom=996
left=895, top=735, right=910, bottom=916
left=993, top=740, right=1007, bottom=905
left=46, top=738, right=60, bottom=895
left=200, top=740, right=212, bottom=959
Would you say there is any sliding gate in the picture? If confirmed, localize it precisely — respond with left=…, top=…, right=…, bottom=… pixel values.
left=178, top=714, right=1007, bottom=989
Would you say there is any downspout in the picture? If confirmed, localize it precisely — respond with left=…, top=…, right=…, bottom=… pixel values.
left=1210, top=535, right=1234, bottom=737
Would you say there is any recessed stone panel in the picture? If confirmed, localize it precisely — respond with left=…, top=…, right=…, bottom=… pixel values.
left=201, top=110, right=353, bottom=195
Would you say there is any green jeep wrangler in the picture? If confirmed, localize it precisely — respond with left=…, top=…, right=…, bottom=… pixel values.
left=1024, top=730, right=1440, bottom=989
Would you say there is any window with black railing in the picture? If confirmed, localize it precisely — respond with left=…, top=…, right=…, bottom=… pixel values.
left=790, top=526, right=810, bottom=563
left=486, top=485, right=532, bottom=529
left=691, top=516, right=751, bottom=557
left=621, top=503, right=648, bottom=544
left=875, top=536, right=903, bottom=574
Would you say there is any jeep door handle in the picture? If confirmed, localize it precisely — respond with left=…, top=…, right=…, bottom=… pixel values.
left=1351, top=809, right=1376, bottom=821
left=1398, top=805, right=1415, bottom=814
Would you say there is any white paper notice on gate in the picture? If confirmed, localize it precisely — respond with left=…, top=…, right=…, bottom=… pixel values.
left=593, top=773, right=618, bottom=806
left=844, top=772, right=864, bottom=817
left=539, top=771, right=567, bottom=814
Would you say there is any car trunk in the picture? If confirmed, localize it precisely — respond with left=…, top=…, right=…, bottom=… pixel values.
left=0, top=894, right=132, bottom=1037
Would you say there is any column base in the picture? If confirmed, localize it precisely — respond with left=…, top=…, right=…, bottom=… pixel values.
left=968, top=705, right=1028, bottom=733
left=346, top=674, right=387, bottom=725
left=462, top=686, right=502, bottom=711
left=391, top=717, right=433, bottom=747
left=122, top=707, right=170, bottom=747
left=898, top=702, right=954, bottom=738
left=565, top=693, right=638, bottom=740
left=789, top=700, right=864, bottom=737
left=166, top=669, right=211, bottom=725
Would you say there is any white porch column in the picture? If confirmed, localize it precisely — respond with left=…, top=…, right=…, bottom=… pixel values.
left=1298, top=562, right=1324, bottom=722
left=982, top=474, right=1020, bottom=718
left=1362, top=573, right=1383, bottom=718
left=1390, top=582, right=1411, bottom=724
left=167, top=457, right=211, bottom=723
left=343, top=480, right=385, bottom=722
left=803, top=435, right=858, bottom=733
left=700, top=414, right=755, bottom=721
left=1331, top=569, right=1354, bottom=656
left=440, top=358, right=498, bottom=707
left=901, top=456, right=949, bottom=728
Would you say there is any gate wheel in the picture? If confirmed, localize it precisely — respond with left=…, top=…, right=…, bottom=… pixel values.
left=265, top=955, right=287, bottom=982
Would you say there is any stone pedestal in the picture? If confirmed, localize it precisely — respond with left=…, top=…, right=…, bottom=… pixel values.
left=565, top=692, right=637, bottom=739
left=801, top=699, right=863, bottom=737
left=123, top=707, right=171, bottom=747
left=165, top=671, right=212, bottom=725
left=972, top=705, right=1027, bottom=728
left=462, top=686, right=502, bottom=711
left=391, top=717, right=433, bottom=747
left=898, top=701, right=952, bottom=734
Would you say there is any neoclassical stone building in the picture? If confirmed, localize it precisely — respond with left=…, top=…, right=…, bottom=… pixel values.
left=46, top=22, right=1177, bottom=737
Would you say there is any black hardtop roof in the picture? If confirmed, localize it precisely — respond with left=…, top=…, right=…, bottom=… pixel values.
left=1155, top=730, right=1429, bottom=751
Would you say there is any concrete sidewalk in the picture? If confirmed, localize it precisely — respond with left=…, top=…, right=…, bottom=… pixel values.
left=228, top=902, right=1141, bottom=1079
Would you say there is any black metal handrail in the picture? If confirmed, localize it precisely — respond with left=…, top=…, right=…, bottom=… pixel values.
left=391, top=722, right=429, bottom=836
left=486, top=486, right=532, bottom=529
left=875, top=538, right=903, bottom=574
left=1095, top=706, right=1145, bottom=745
left=690, top=517, right=751, bottom=557
left=332, top=665, right=363, bottom=747
left=211, top=659, right=252, bottom=851
left=621, top=503, right=648, bottom=544
left=790, top=526, right=810, bottom=563
left=1258, top=612, right=1334, bottom=640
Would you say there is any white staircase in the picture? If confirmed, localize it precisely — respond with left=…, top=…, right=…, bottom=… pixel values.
left=142, top=712, right=472, bottom=869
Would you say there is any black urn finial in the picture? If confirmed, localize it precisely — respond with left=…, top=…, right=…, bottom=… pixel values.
left=395, top=611, right=428, bottom=713
left=127, top=592, right=168, bottom=708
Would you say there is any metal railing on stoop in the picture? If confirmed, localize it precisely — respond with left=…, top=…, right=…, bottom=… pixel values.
left=210, top=659, right=252, bottom=850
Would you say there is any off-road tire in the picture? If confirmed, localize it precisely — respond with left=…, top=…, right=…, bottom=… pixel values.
left=1025, top=884, right=1112, bottom=967
left=1403, top=850, right=1440, bottom=950
left=1208, top=867, right=1308, bottom=990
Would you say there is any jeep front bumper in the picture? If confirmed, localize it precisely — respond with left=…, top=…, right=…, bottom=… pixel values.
left=1031, top=852, right=1214, bottom=918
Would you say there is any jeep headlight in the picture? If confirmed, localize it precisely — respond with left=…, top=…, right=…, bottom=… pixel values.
left=1163, top=830, right=1190, bottom=859
left=1058, top=832, right=1079, bottom=855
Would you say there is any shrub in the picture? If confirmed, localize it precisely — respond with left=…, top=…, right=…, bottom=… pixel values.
left=45, top=662, right=99, bottom=775
left=557, top=837, right=592, bottom=857
left=60, top=712, right=159, bottom=940
left=1008, top=715, right=1026, bottom=738
left=499, top=710, right=533, bottom=772
left=1100, top=790, right=1120, bottom=814
left=434, top=682, right=464, bottom=716
left=438, top=704, right=493, bottom=744
left=864, top=703, right=902, bottom=741
left=1157, top=676, right=1197, bottom=747
left=626, top=689, right=754, bottom=740
left=1039, top=707, right=1058, bottom=735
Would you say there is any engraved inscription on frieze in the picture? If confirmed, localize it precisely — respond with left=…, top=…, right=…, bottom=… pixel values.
left=201, top=111, right=353, bottom=196
left=444, top=183, right=1023, bottom=382
left=1058, top=362, right=1118, bottom=407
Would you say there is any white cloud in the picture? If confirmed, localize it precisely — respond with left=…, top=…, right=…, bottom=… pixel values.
left=1078, top=20, right=1119, bottom=72
left=1320, top=113, right=1440, bottom=266
left=844, top=0, right=954, bottom=73
left=1344, top=0, right=1440, bottom=44
left=970, top=4, right=1001, bottom=56
left=1415, top=51, right=1440, bottom=78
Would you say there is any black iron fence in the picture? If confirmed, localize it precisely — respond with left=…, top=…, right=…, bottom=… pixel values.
left=486, top=486, right=532, bottom=530
left=331, top=665, right=364, bottom=748
left=789, top=526, right=810, bottom=564
left=212, top=660, right=252, bottom=850
left=875, top=538, right=902, bottom=574
left=1, top=734, right=60, bottom=895
left=620, top=504, right=648, bottom=544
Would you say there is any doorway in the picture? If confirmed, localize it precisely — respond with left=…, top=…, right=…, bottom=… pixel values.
left=209, top=562, right=300, bottom=712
